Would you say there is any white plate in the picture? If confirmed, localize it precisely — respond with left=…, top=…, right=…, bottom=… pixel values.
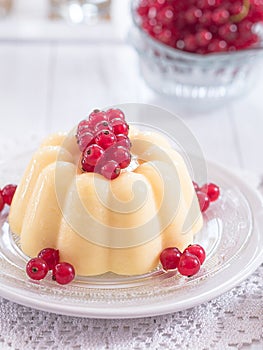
left=0, top=156, right=263, bottom=319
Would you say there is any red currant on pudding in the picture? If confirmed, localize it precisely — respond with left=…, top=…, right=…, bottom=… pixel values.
left=52, top=262, right=75, bottom=285
left=106, top=108, right=125, bottom=121
left=77, top=120, right=89, bottom=135
left=37, top=248, right=60, bottom=270
left=196, top=191, right=210, bottom=212
left=112, top=146, right=131, bottom=169
left=82, top=144, right=105, bottom=166
left=100, top=160, right=121, bottom=180
left=94, top=120, right=113, bottom=133
left=77, top=131, right=95, bottom=152
left=111, top=119, right=129, bottom=136
left=81, top=161, right=95, bottom=173
left=183, top=244, right=206, bottom=265
left=77, top=124, right=92, bottom=139
left=200, top=183, right=220, bottom=202
left=160, top=247, right=182, bottom=271
left=178, top=252, right=201, bottom=277
left=192, top=181, right=199, bottom=192
left=26, top=258, right=49, bottom=280
left=1, top=184, right=17, bottom=205
left=88, top=110, right=107, bottom=128
left=95, top=130, right=117, bottom=150
left=116, top=134, right=131, bottom=149
left=0, top=192, right=4, bottom=212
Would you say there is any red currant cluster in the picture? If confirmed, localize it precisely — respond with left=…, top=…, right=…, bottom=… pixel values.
left=26, top=248, right=75, bottom=285
left=194, top=181, right=220, bottom=212
left=136, top=0, right=263, bottom=54
left=160, top=244, right=206, bottom=276
left=0, top=184, right=17, bottom=213
left=77, top=109, right=132, bottom=180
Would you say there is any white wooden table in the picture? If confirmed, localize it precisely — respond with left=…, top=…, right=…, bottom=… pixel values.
left=0, top=1, right=262, bottom=349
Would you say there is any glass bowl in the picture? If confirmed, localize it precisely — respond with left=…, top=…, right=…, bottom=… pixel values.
left=130, top=1, right=263, bottom=102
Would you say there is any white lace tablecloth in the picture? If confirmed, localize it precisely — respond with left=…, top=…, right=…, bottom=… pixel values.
left=0, top=264, right=262, bottom=349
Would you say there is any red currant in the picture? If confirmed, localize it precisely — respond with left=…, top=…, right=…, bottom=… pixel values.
left=196, top=30, right=213, bottom=47
left=94, top=121, right=113, bottom=133
left=77, top=119, right=89, bottom=135
left=26, top=258, right=49, bottom=280
left=77, top=131, right=95, bottom=152
left=184, top=34, right=197, bottom=52
left=52, top=262, right=75, bottom=285
left=106, top=108, right=125, bottom=121
left=192, top=181, right=199, bottom=192
left=0, top=192, right=4, bottom=212
left=212, top=8, right=230, bottom=25
left=183, top=244, right=206, bottom=265
left=200, top=183, right=220, bottom=201
left=81, top=162, right=95, bottom=173
left=37, top=248, right=60, bottom=270
left=100, top=160, right=121, bottom=180
left=116, top=134, right=132, bottom=149
left=156, top=5, right=175, bottom=24
left=185, top=6, right=202, bottom=25
left=196, top=191, right=210, bottom=212
left=178, top=252, right=201, bottom=277
left=77, top=124, right=93, bottom=139
left=1, top=184, right=17, bottom=205
left=95, top=130, right=117, bottom=150
left=88, top=110, right=107, bottom=129
left=208, top=38, right=227, bottom=52
left=136, top=0, right=263, bottom=54
left=112, top=146, right=131, bottom=169
left=111, top=119, right=129, bottom=136
left=83, top=144, right=105, bottom=166
left=160, top=247, right=182, bottom=271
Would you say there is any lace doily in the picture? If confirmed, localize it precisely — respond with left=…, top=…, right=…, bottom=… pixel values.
left=0, top=264, right=261, bottom=349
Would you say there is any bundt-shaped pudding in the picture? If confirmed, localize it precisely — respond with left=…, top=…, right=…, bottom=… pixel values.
left=9, top=109, right=203, bottom=276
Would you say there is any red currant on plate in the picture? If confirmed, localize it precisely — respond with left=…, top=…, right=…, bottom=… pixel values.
left=160, top=247, right=182, bottom=271
left=200, top=183, right=220, bottom=202
left=196, top=191, right=210, bottom=212
left=26, top=258, right=49, bottom=280
left=52, top=262, right=75, bottom=285
left=183, top=244, right=206, bottom=265
left=1, top=184, right=17, bottom=205
left=178, top=252, right=201, bottom=277
left=37, top=248, right=60, bottom=270
left=0, top=192, right=4, bottom=212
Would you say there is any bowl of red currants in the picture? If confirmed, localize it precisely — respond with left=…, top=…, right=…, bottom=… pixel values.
left=131, top=0, right=263, bottom=102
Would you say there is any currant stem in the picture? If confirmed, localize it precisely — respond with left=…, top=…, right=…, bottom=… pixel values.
left=230, top=0, right=250, bottom=23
